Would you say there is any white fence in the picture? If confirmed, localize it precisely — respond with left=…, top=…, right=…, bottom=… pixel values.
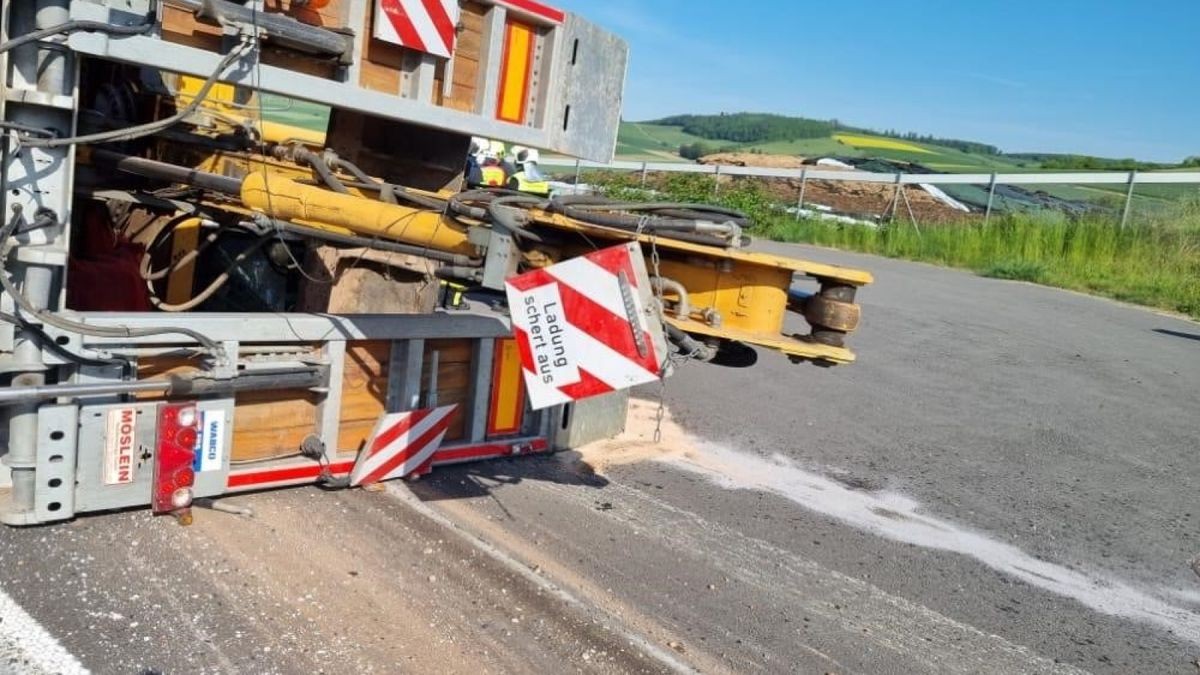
left=541, top=158, right=1200, bottom=227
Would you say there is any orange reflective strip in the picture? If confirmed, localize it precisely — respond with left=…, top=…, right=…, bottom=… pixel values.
left=488, top=338, right=526, bottom=435
left=496, top=20, right=535, bottom=124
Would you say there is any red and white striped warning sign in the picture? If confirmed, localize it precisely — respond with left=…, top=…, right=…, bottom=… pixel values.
left=374, top=0, right=460, bottom=58
left=505, top=243, right=667, bottom=410
left=350, top=404, right=458, bottom=485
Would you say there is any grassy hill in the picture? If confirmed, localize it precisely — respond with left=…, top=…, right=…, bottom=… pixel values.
left=616, top=119, right=1028, bottom=171
left=613, top=115, right=1199, bottom=211
left=616, top=113, right=1199, bottom=177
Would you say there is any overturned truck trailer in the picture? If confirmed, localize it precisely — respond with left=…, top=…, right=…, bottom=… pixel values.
left=0, top=0, right=871, bottom=525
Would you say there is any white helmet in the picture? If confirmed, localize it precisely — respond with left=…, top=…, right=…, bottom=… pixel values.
left=519, top=148, right=540, bottom=164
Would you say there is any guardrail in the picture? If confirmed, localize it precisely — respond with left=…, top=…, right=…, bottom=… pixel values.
left=541, top=158, right=1200, bottom=227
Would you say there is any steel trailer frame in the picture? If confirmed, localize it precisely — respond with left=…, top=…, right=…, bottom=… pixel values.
left=0, top=0, right=628, bottom=525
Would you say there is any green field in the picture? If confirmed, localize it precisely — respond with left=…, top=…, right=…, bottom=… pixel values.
left=616, top=121, right=1031, bottom=172
left=615, top=122, right=708, bottom=160
left=258, top=94, right=330, bottom=132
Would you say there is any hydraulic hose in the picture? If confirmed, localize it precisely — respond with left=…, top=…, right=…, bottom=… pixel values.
left=0, top=217, right=223, bottom=358
left=0, top=19, right=152, bottom=55
left=327, top=157, right=449, bottom=211
left=554, top=195, right=751, bottom=225
left=665, top=324, right=716, bottom=362
left=448, top=189, right=545, bottom=242
left=141, top=217, right=227, bottom=281
left=554, top=200, right=749, bottom=233
left=307, top=154, right=349, bottom=194
left=0, top=311, right=126, bottom=367
left=167, top=0, right=350, bottom=57
left=22, top=42, right=251, bottom=149
left=487, top=196, right=546, bottom=243
left=272, top=146, right=349, bottom=194
left=146, top=235, right=273, bottom=312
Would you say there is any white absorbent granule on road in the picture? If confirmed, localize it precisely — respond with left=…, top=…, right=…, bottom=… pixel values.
left=582, top=398, right=1200, bottom=647
left=667, top=440, right=1200, bottom=647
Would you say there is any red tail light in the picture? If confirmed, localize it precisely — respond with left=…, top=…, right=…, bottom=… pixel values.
left=154, top=403, right=198, bottom=522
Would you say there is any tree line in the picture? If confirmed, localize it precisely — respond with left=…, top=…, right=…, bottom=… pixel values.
left=1006, top=154, right=1184, bottom=171
left=647, top=112, right=998, bottom=155
left=650, top=113, right=835, bottom=143
left=641, top=113, right=1197, bottom=167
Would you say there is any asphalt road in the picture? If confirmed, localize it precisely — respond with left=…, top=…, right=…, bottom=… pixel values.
left=0, top=243, right=1197, bottom=674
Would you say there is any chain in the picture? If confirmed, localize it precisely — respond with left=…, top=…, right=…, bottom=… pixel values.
left=636, top=216, right=669, bottom=444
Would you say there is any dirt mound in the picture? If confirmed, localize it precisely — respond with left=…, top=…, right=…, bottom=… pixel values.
left=688, top=153, right=970, bottom=221
left=758, top=175, right=972, bottom=223
left=697, top=152, right=807, bottom=169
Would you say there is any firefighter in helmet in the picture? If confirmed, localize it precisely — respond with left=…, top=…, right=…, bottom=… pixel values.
left=507, top=147, right=550, bottom=196
left=477, top=141, right=508, bottom=187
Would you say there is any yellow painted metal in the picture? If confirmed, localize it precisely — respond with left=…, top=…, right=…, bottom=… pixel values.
left=239, top=172, right=475, bottom=255
left=165, top=217, right=202, bottom=305
left=527, top=210, right=874, bottom=286
left=175, top=75, right=327, bottom=146
left=668, top=317, right=856, bottom=364
left=253, top=120, right=326, bottom=146
left=521, top=209, right=871, bottom=362
left=172, top=139, right=868, bottom=363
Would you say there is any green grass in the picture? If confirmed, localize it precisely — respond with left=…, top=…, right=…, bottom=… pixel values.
left=258, top=94, right=330, bottom=132
left=740, top=137, right=864, bottom=157
left=856, top=143, right=1024, bottom=171
left=617, top=123, right=711, bottom=155
left=616, top=121, right=1030, bottom=172
left=764, top=207, right=1200, bottom=319
left=594, top=172, right=1200, bottom=320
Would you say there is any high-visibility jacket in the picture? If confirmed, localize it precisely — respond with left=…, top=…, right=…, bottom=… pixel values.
left=480, top=165, right=507, bottom=187
left=507, top=171, right=550, bottom=195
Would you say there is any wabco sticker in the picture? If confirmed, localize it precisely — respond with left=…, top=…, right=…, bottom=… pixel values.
left=193, top=410, right=226, bottom=472
left=103, top=408, right=137, bottom=485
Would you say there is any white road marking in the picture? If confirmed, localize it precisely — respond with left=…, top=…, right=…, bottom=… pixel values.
left=0, top=586, right=87, bottom=674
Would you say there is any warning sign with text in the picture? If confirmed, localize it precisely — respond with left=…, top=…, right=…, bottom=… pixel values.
left=504, top=244, right=668, bottom=410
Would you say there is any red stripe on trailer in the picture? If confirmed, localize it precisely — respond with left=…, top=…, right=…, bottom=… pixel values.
left=420, top=0, right=457, bottom=50
left=497, top=0, right=565, bottom=23
left=227, top=460, right=355, bottom=489
left=350, top=404, right=457, bottom=485
left=507, top=267, right=659, bottom=373
left=433, top=438, right=550, bottom=464
left=224, top=439, right=549, bottom=490
left=358, top=417, right=450, bottom=485
left=503, top=243, right=669, bottom=410
left=380, top=0, right=428, bottom=53
left=369, top=407, right=430, bottom=455
left=505, top=266, right=555, bottom=292
left=551, top=281, right=659, bottom=374
left=556, top=367, right=615, bottom=400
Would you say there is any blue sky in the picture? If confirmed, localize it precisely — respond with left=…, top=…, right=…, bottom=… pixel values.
left=550, top=0, right=1199, bottom=161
